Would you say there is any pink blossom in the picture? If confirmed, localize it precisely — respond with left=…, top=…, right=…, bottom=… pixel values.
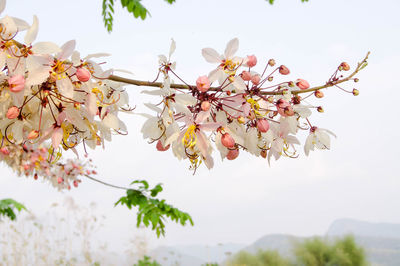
left=296, top=79, right=310, bottom=90
left=6, top=106, right=19, bottom=119
left=251, top=75, right=261, bottom=85
left=241, top=71, right=251, bottom=81
left=276, top=99, right=294, bottom=117
left=257, top=119, right=270, bottom=133
left=246, top=55, right=257, bottom=67
left=201, top=101, right=211, bottom=111
left=0, top=147, right=10, bottom=155
left=221, top=133, right=235, bottom=148
left=76, top=67, right=91, bottom=82
left=8, top=75, right=25, bottom=92
left=196, top=75, right=210, bottom=92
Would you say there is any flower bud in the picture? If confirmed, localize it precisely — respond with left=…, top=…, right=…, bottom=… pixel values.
left=268, top=59, right=276, bottom=67
left=6, top=106, right=19, bottom=119
left=251, top=75, right=261, bottom=85
left=292, top=95, right=302, bottom=104
left=227, top=148, right=239, bottom=160
left=354, top=78, right=359, bottom=83
left=196, top=75, right=210, bottom=92
left=246, top=55, right=257, bottom=67
left=57, top=177, right=64, bottom=184
left=23, top=164, right=30, bottom=171
left=279, top=65, right=290, bottom=75
left=76, top=68, right=91, bottom=82
left=276, top=99, right=294, bottom=117
left=0, top=147, right=10, bottom=155
left=201, top=101, right=211, bottom=111
left=296, top=79, right=310, bottom=90
left=260, top=150, right=267, bottom=158
left=27, top=130, right=39, bottom=140
left=256, top=119, right=270, bottom=133
left=314, top=90, right=324, bottom=98
left=156, top=140, right=170, bottom=151
left=241, top=71, right=251, bottom=81
left=8, top=75, right=25, bottom=93
left=268, top=76, right=273, bottom=82
left=340, top=62, right=350, bottom=71
left=73, top=180, right=79, bottom=188
left=317, top=106, right=324, bottom=113
left=34, top=173, right=38, bottom=180
left=221, top=133, right=235, bottom=148
left=352, top=88, right=359, bottom=96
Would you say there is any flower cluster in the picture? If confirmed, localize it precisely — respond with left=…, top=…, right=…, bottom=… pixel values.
left=0, top=0, right=368, bottom=178
left=141, top=39, right=366, bottom=172
left=0, top=3, right=131, bottom=161
left=0, top=142, right=95, bottom=190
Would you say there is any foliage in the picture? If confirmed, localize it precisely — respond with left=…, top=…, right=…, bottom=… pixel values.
left=134, top=255, right=161, bottom=266
left=227, top=236, right=367, bottom=266
left=294, top=235, right=367, bottom=266
left=0, top=198, right=26, bottom=221
left=115, top=180, right=194, bottom=237
left=102, top=0, right=308, bottom=32
left=102, top=0, right=176, bottom=32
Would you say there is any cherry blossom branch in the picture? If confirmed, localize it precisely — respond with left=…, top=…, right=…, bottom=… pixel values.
left=83, top=174, right=132, bottom=190
left=107, top=52, right=369, bottom=95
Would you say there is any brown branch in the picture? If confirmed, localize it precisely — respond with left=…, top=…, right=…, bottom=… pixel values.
left=108, top=52, right=370, bottom=96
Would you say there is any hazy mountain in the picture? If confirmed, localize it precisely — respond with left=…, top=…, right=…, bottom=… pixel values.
left=327, top=219, right=400, bottom=239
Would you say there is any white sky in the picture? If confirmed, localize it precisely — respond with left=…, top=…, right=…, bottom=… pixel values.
left=1, top=0, right=400, bottom=251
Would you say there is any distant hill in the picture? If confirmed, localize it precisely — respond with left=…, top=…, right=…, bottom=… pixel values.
left=327, top=219, right=400, bottom=239
left=152, top=219, right=400, bottom=266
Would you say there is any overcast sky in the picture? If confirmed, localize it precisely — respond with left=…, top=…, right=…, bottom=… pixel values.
left=1, top=0, right=399, bottom=251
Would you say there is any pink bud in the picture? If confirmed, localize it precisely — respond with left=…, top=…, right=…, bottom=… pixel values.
left=241, top=71, right=251, bottom=81
left=8, top=75, right=25, bottom=92
left=196, top=75, right=210, bottom=92
left=76, top=68, right=91, bottom=82
left=221, top=133, right=235, bottom=148
left=73, top=180, right=79, bottom=188
left=246, top=55, right=257, bottom=67
left=279, top=65, right=290, bottom=75
left=227, top=149, right=239, bottom=160
left=34, top=173, right=38, bottom=180
left=92, top=170, right=97, bottom=175
left=156, top=140, right=170, bottom=151
left=6, top=106, right=19, bottom=119
left=0, top=147, right=10, bottom=155
left=57, top=177, right=64, bottom=184
left=296, top=79, right=310, bottom=90
left=257, top=119, right=270, bottom=133
left=201, top=101, right=211, bottom=111
left=27, top=130, right=39, bottom=140
left=23, top=164, right=30, bottom=170
left=276, top=99, right=294, bottom=117
left=251, top=75, right=261, bottom=85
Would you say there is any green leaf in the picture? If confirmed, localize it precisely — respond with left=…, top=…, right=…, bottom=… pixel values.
left=0, top=198, right=27, bottom=221
left=115, top=180, right=193, bottom=237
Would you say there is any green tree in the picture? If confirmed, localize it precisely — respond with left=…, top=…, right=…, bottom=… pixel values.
left=227, top=249, right=291, bottom=266
left=294, top=235, right=367, bottom=266
left=134, top=255, right=161, bottom=266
